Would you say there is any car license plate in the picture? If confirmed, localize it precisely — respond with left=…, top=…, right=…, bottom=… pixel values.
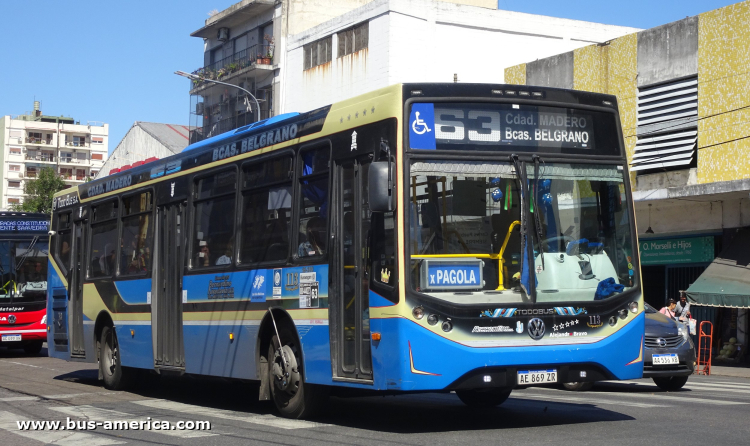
left=1, top=335, right=21, bottom=342
left=652, top=354, right=679, bottom=365
left=517, top=369, right=557, bottom=385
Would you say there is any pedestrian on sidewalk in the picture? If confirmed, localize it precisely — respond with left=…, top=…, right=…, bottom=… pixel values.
left=675, top=290, right=691, bottom=322
left=660, top=298, right=677, bottom=319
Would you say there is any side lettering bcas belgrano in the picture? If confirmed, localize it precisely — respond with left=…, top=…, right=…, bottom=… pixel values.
left=429, top=269, right=477, bottom=286
left=212, top=124, right=298, bottom=162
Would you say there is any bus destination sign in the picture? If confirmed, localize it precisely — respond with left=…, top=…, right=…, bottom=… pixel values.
left=409, top=103, right=597, bottom=152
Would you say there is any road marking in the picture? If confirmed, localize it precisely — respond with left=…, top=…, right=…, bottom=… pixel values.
left=531, top=386, right=750, bottom=405
left=50, top=405, right=217, bottom=439
left=133, top=399, right=329, bottom=430
left=518, top=393, right=671, bottom=408
left=0, top=397, right=39, bottom=402
left=0, top=360, right=44, bottom=369
left=44, top=393, right=115, bottom=400
left=685, top=382, right=750, bottom=391
left=0, top=410, right=125, bottom=446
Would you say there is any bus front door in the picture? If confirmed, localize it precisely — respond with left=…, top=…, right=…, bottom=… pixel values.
left=69, top=219, right=86, bottom=358
left=153, top=202, right=185, bottom=371
left=334, top=160, right=373, bottom=381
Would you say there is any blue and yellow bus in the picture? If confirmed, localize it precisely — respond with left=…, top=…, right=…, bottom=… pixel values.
left=48, top=83, right=644, bottom=418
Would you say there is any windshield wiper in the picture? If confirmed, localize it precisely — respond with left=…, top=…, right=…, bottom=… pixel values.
left=532, top=155, right=545, bottom=271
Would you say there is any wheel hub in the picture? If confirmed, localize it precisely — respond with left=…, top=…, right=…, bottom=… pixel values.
left=272, top=345, right=299, bottom=393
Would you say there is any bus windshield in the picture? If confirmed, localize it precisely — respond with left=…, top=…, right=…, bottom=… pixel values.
left=408, top=161, right=634, bottom=304
left=0, top=239, right=48, bottom=304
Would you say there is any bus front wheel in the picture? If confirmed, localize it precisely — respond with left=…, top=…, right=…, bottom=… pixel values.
left=456, top=388, right=512, bottom=408
left=99, top=326, right=133, bottom=390
left=267, top=327, right=327, bottom=419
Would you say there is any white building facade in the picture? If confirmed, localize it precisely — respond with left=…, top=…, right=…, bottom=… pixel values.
left=0, top=105, right=108, bottom=210
left=187, top=0, right=638, bottom=143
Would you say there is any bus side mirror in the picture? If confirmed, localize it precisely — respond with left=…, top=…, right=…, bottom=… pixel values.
left=369, top=161, right=394, bottom=212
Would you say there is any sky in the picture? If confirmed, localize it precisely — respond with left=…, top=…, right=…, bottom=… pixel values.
left=0, top=0, right=740, bottom=152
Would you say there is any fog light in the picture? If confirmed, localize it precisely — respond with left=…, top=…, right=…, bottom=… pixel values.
left=441, top=320, right=453, bottom=332
left=609, top=316, right=618, bottom=327
left=629, top=302, right=639, bottom=313
left=483, top=375, right=492, bottom=383
left=619, top=309, right=628, bottom=319
left=427, top=314, right=439, bottom=325
left=412, top=306, right=425, bottom=320
left=580, top=371, right=587, bottom=378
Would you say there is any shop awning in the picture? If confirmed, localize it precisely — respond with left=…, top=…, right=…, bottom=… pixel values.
left=686, top=228, right=750, bottom=308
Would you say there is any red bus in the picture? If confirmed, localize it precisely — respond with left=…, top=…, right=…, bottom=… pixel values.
left=0, top=213, right=50, bottom=355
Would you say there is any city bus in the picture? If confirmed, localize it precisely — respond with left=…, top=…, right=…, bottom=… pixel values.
left=0, top=212, right=50, bottom=355
left=48, top=83, right=644, bottom=418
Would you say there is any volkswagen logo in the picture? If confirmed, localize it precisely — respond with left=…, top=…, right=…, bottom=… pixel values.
left=528, top=318, right=545, bottom=340
left=8, top=315, right=16, bottom=325
left=657, top=337, right=667, bottom=348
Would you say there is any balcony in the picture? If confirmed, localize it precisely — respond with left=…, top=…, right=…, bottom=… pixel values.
left=58, top=157, right=90, bottom=166
left=25, top=154, right=55, bottom=163
left=25, top=137, right=53, bottom=145
left=189, top=109, right=271, bottom=144
left=189, top=44, right=275, bottom=94
left=24, top=171, right=39, bottom=179
left=64, top=141, right=90, bottom=149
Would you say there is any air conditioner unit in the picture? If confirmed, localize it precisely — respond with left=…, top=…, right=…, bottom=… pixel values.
left=195, top=102, right=205, bottom=115
left=218, top=27, right=230, bottom=42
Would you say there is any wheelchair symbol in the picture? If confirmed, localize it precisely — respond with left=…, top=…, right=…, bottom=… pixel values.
left=411, top=112, right=432, bottom=135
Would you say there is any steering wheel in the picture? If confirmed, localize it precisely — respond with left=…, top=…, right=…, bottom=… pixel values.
left=540, top=235, right=576, bottom=252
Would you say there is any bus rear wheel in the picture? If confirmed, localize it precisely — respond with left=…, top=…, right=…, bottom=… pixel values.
left=456, top=388, right=512, bottom=408
left=23, top=341, right=43, bottom=355
left=267, top=327, right=327, bottom=419
left=100, top=326, right=133, bottom=390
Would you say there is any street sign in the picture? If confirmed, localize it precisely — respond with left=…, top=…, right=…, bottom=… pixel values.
left=639, top=236, right=714, bottom=266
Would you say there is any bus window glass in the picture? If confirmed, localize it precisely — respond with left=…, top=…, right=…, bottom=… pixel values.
left=297, top=148, right=330, bottom=259
left=192, top=170, right=236, bottom=268
left=120, top=192, right=152, bottom=275
left=409, top=161, right=524, bottom=303
left=90, top=221, right=118, bottom=278
left=55, top=212, right=72, bottom=272
left=92, top=200, right=118, bottom=223
left=240, top=156, right=292, bottom=263
left=15, top=240, right=48, bottom=303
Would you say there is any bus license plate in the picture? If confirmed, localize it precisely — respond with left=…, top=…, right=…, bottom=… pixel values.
left=1, top=335, right=21, bottom=342
left=517, top=369, right=557, bottom=385
left=652, top=354, right=679, bottom=365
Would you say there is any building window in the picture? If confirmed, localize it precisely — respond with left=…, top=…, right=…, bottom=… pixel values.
left=337, top=21, right=368, bottom=58
left=92, top=137, right=104, bottom=144
left=66, top=135, right=86, bottom=147
left=303, top=36, right=332, bottom=70
left=92, top=153, right=104, bottom=160
left=8, top=198, right=20, bottom=205
left=9, top=147, right=22, bottom=155
left=91, top=170, right=99, bottom=177
left=8, top=165, right=20, bottom=172
left=8, top=181, right=20, bottom=188
left=632, top=77, right=698, bottom=173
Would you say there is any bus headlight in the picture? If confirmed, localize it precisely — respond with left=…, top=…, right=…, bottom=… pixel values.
left=628, top=302, right=639, bottom=313
left=441, top=320, right=453, bottom=332
left=412, top=306, right=425, bottom=320
left=427, top=314, right=439, bottom=325
left=41, top=315, right=47, bottom=325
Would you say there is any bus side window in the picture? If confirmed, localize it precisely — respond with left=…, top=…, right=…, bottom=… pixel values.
left=54, top=212, right=73, bottom=273
left=240, top=156, right=293, bottom=264
left=192, top=169, right=237, bottom=268
left=89, top=200, right=119, bottom=278
left=297, top=147, right=330, bottom=259
left=120, top=191, right=153, bottom=275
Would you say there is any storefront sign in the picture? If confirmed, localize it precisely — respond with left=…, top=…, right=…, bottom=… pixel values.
left=639, top=236, right=714, bottom=265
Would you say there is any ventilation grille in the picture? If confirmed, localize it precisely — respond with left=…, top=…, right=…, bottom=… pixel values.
left=632, top=77, right=698, bottom=172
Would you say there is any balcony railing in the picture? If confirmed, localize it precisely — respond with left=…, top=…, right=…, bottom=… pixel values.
left=190, top=44, right=274, bottom=90
left=189, top=109, right=271, bottom=144
left=59, top=157, right=89, bottom=164
left=65, top=141, right=89, bottom=148
left=25, top=171, right=38, bottom=179
left=25, top=154, right=55, bottom=162
left=25, top=138, right=52, bottom=145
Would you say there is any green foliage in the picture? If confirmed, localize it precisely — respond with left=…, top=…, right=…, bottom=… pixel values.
left=11, top=167, right=68, bottom=215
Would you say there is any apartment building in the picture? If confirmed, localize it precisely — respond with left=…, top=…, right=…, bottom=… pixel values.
left=185, top=0, right=638, bottom=143
left=0, top=102, right=108, bottom=209
left=504, top=1, right=750, bottom=352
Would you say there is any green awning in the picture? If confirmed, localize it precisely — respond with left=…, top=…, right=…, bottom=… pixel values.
left=686, top=228, right=750, bottom=308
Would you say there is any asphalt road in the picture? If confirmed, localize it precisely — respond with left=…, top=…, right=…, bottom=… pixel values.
left=1, top=346, right=748, bottom=446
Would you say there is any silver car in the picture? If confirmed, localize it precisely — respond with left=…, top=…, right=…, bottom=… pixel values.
left=563, top=302, right=695, bottom=391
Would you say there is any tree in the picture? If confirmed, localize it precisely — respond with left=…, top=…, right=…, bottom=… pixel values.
left=11, top=167, right=68, bottom=215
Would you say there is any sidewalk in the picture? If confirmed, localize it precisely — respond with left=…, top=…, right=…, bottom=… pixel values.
left=707, top=365, right=750, bottom=379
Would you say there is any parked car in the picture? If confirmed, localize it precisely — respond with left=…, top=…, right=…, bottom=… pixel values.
left=563, top=303, right=695, bottom=391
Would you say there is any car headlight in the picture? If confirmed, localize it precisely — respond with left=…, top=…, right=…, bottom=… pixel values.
left=678, top=324, right=689, bottom=341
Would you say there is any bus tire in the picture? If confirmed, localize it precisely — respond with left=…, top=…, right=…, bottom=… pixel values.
left=99, top=326, right=133, bottom=390
left=562, top=381, right=594, bottom=391
left=23, top=341, right=43, bottom=355
left=653, top=376, right=688, bottom=391
left=456, top=388, right=512, bottom=408
left=268, top=327, right=327, bottom=419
